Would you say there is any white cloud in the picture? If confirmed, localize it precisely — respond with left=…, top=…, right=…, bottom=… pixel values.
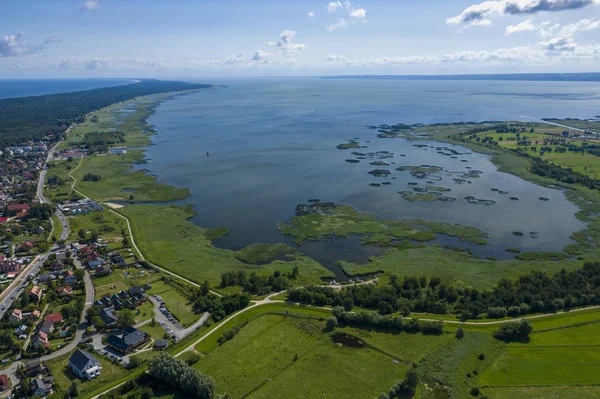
left=448, top=0, right=599, bottom=28
left=252, top=50, right=271, bottom=61
left=326, top=18, right=348, bottom=31
left=275, top=30, right=306, bottom=55
left=308, top=11, right=315, bottom=18
left=328, top=1, right=342, bottom=13
left=349, top=7, right=366, bottom=18
left=224, top=53, right=244, bottom=65
left=505, top=18, right=537, bottom=35
left=537, top=19, right=600, bottom=52
left=0, top=34, right=60, bottom=57
left=79, top=0, right=99, bottom=11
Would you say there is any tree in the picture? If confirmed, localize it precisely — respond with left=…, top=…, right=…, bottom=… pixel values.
left=117, top=309, right=136, bottom=329
left=403, top=366, right=419, bottom=391
left=493, top=320, right=533, bottom=342
left=90, top=229, right=99, bottom=243
left=456, top=327, right=465, bottom=340
left=69, top=379, right=81, bottom=397
left=78, top=228, right=86, bottom=240
left=148, top=352, right=215, bottom=399
left=128, top=356, right=141, bottom=369
left=325, top=316, right=338, bottom=330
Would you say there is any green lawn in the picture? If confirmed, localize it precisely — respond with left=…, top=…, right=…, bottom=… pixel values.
left=119, top=204, right=333, bottom=287
left=46, top=348, right=126, bottom=397
left=195, top=313, right=408, bottom=399
left=50, top=214, right=64, bottom=241
left=479, top=346, right=600, bottom=386
left=146, top=280, right=199, bottom=326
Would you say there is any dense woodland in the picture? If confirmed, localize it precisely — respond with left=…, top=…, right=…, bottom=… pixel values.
left=0, top=80, right=209, bottom=148
left=287, top=261, right=600, bottom=320
left=83, top=131, right=126, bottom=153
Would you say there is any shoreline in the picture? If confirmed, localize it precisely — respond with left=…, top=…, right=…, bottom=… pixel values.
left=58, top=89, right=600, bottom=288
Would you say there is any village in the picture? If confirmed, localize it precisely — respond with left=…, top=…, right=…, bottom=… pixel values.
left=0, top=137, right=202, bottom=398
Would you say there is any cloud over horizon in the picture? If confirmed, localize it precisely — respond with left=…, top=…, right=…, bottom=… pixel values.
left=448, top=0, right=598, bottom=28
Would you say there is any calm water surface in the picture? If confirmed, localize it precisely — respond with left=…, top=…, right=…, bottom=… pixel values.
left=0, top=78, right=133, bottom=99
left=142, top=78, right=599, bottom=277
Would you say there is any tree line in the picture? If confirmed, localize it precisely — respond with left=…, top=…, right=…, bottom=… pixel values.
left=287, top=262, right=600, bottom=320
left=219, top=268, right=298, bottom=295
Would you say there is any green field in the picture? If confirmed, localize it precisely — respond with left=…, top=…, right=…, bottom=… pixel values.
left=67, top=209, right=126, bottom=244
left=118, top=204, right=333, bottom=287
left=341, top=245, right=584, bottom=289
left=417, top=332, right=505, bottom=399
left=480, top=346, right=600, bottom=386
left=195, top=313, right=408, bottom=399
left=484, top=386, right=600, bottom=399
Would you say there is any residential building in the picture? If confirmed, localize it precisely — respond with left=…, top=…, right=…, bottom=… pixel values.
left=45, top=313, right=63, bottom=324
left=99, top=307, right=117, bottom=327
left=29, top=285, right=43, bottom=302
left=30, top=377, right=52, bottom=397
left=9, top=309, right=22, bottom=323
left=106, top=327, right=150, bottom=354
left=57, top=286, right=73, bottom=296
left=68, top=349, right=101, bottom=380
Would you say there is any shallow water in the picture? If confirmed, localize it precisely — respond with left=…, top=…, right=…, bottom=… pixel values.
left=141, top=78, right=597, bottom=276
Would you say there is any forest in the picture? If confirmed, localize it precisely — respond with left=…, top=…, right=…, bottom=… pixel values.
left=0, top=79, right=209, bottom=148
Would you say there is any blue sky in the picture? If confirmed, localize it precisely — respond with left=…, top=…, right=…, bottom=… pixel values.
left=1, top=0, right=600, bottom=77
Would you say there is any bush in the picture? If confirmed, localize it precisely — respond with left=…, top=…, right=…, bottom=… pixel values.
left=326, top=316, right=338, bottom=330
left=493, top=320, right=533, bottom=342
left=470, top=386, right=480, bottom=396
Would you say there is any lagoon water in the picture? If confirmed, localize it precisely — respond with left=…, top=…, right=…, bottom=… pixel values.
left=144, top=78, right=600, bottom=273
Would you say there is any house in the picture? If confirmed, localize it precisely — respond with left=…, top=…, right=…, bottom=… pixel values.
left=33, top=331, right=50, bottom=349
left=110, top=254, right=127, bottom=268
left=94, top=266, right=111, bottom=277
left=17, top=241, right=34, bottom=252
left=68, top=349, right=101, bottom=380
left=55, top=251, right=67, bottom=261
left=30, top=377, right=52, bottom=397
left=31, top=309, right=41, bottom=319
left=45, top=313, right=63, bottom=324
left=37, top=273, right=54, bottom=283
left=143, top=283, right=152, bottom=290
left=24, top=360, right=42, bottom=377
left=58, top=326, right=71, bottom=337
left=57, top=286, right=73, bottom=296
left=29, top=285, right=43, bottom=302
left=64, top=270, right=76, bottom=285
left=9, top=309, right=22, bottom=323
left=0, top=374, right=9, bottom=391
left=51, top=260, right=66, bottom=272
left=99, top=307, right=117, bottom=327
left=39, top=321, right=54, bottom=336
left=106, top=327, right=150, bottom=354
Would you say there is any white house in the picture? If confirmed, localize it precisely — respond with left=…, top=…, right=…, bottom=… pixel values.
left=68, top=349, right=102, bottom=380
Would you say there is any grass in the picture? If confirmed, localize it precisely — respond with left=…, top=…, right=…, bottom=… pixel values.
left=46, top=348, right=127, bottom=397
left=417, top=332, right=505, bottom=399
left=337, top=325, right=454, bottom=362
left=50, top=214, right=64, bottom=241
left=195, top=313, right=408, bottom=399
left=67, top=209, right=126, bottom=244
left=140, top=323, right=168, bottom=340
left=118, top=204, right=333, bottom=287
left=340, top=246, right=584, bottom=289
left=146, top=280, right=199, bottom=326
left=483, top=386, right=600, bottom=399
left=71, top=152, right=189, bottom=202
left=278, top=204, right=488, bottom=245
left=479, top=346, right=600, bottom=386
